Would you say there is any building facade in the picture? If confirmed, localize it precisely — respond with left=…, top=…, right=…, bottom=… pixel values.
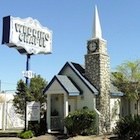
left=44, top=6, right=122, bottom=134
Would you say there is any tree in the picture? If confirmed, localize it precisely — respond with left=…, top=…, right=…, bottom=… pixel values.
left=13, top=75, right=47, bottom=119
left=112, top=59, right=140, bottom=115
left=29, top=75, right=47, bottom=104
left=29, top=75, right=48, bottom=117
left=13, top=79, right=28, bottom=117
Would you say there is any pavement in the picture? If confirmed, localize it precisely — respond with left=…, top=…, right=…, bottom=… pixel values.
left=0, top=134, right=55, bottom=140
left=0, top=129, right=117, bottom=140
left=0, top=134, right=117, bottom=140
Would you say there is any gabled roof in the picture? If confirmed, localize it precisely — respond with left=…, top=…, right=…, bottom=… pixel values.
left=58, top=62, right=98, bottom=95
left=110, top=83, right=124, bottom=97
left=110, top=73, right=124, bottom=97
left=44, top=61, right=123, bottom=96
left=43, top=75, right=81, bottom=96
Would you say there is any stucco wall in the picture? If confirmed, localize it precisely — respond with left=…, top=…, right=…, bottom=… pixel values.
left=51, top=94, right=64, bottom=117
left=130, top=99, right=137, bottom=115
left=110, top=98, right=121, bottom=131
left=0, top=103, right=2, bottom=129
left=121, top=98, right=137, bottom=116
left=59, top=65, right=95, bottom=111
left=46, top=80, right=67, bottom=94
left=0, top=95, right=24, bottom=130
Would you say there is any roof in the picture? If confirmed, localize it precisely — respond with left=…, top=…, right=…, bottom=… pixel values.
left=110, top=82, right=124, bottom=97
left=56, top=75, right=80, bottom=96
left=43, top=75, right=81, bottom=96
left=58, top=62, right=98, bottom=95
left=110, top=73, right=124, bottom=97
left=44, top=61, right=123, bottom=97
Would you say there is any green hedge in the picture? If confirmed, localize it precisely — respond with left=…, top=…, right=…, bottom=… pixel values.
left=63, top=109, right=96, bottom=136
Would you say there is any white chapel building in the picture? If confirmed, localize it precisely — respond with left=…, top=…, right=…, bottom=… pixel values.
left=43, top=6, right=134, bottom=134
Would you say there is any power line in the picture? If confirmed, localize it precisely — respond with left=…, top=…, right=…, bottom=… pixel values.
left=0, top=80, right=17, bottom=92
left=1, top=82, right=17, bottom=85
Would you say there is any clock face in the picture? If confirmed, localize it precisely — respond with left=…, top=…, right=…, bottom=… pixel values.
left=88, top=42, right=97, bottom=52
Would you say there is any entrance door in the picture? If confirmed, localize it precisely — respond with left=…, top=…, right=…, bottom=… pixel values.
left=68, top=99, right=75, bottom=113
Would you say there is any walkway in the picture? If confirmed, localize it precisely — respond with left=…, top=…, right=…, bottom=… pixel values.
left=0, top=134, right=117, bottom=140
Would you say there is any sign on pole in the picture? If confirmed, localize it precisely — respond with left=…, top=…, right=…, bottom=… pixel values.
left=22, top=70, right=35, bottom=79
left=26, top=101, right=40, bottom=122
left=2, top=16, right=52, bottom=55
left=2, top=15, right=52, bottom=131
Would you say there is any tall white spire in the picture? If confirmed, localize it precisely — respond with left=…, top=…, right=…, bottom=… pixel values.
left=92, top=5, right=102, bottom=38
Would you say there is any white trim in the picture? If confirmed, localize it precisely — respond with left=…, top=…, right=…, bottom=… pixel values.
left=64, top=94, right=68, bottom=133
left=93, top=97, right=101, bottom=134
left=47, top=94, right=51, bottom=133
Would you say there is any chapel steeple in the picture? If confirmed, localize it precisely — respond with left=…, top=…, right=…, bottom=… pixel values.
left=85, top=6, right=110, bottom=134
left=92, top=5, right=102, bottom=38
left=87, top=6, right=107, bottom=55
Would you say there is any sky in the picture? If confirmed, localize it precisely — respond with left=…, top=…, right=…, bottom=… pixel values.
left=0, top=0, right=140, bottom=91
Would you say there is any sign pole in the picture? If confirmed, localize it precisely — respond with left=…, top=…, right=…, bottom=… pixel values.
left=26, top=54, right=31, bottom=86
left=25, top=54, right=31, bottom=131
left=2, top=15, right=52, bottom=131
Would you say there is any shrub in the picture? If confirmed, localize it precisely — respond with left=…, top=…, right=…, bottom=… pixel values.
left=17, top=130, right=33, bottom=139
left=63, top=109, right=96, bottom=136
left=28, top=119, right=47, bottom=136
left=114, top=115, right=140, bottom=139
left=28, top=121, right=40, bottom=136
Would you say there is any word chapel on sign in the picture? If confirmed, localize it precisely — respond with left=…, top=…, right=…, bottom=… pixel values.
left=15, top=23, right=50, bottom=48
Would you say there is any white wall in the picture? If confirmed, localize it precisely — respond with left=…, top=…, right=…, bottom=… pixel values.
left=6, top=101, right=24, bottom=129
left=0, top=103, right=2, bottom=129
left=0, top=93, right=24, bottom=130
left=60, top=65, right=95, bottom=111
left=130, top=99, right=137, bottom=115
left=110, top=98, right=121, bottom=131
left=51, top=94, right=64, bottom=117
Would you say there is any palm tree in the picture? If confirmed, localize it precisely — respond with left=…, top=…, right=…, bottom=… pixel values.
left=112, top=59, right=140, bottom=115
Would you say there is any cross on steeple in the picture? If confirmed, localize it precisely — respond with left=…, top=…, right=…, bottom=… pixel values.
left=92, top=5, right=102, bottom=38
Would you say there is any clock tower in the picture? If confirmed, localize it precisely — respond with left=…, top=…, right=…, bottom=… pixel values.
left=85, top=6, right=110, bottom=133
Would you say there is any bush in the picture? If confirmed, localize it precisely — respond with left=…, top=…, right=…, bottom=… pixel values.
left=63, top=109, right=96, bottom=136
left=17, top=130, right=33, bottom=139
left=28, top=121, right=40, bottom=136
left=28, top=119, right=47, bottom=136
left=114, top=115, right=140, bottom=139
